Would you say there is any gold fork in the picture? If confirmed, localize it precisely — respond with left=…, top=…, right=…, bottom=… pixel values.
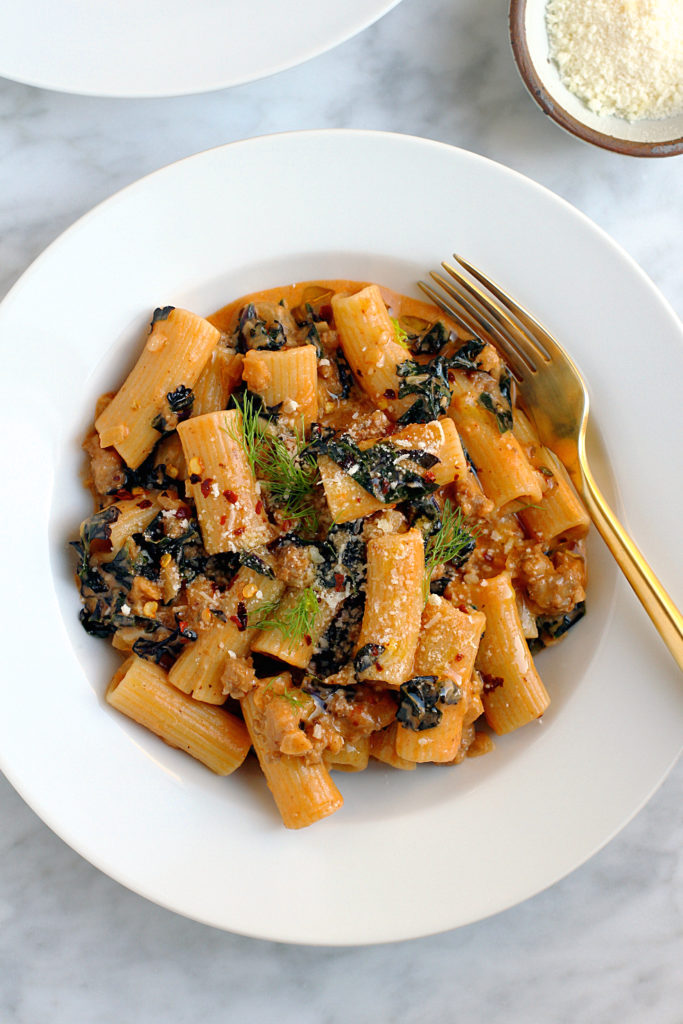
left=420, top=255, right=683, bottom=672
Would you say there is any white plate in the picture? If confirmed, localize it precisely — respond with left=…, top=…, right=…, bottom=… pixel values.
left=1, top=131, right=681, bottom=945
left=0, top=0, right=402, bottom=98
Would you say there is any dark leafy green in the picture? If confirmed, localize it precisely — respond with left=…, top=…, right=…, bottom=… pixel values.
left=139, top=514, right=205, bottom=583
left=117, top=452, right=184, bottom=496
left=316, top=520, right=366, bottom=593
left=151, top=306, right=174, bottom=325
left=70, top=506, right=121, bottom=582
left=396, top=340, right=485, bottom=424
left=238, top=552, right=275, bottom=578
left=478, top=371, right=513, bottom=433
left=132, top=620, right=197, bottom=667
left=238, top=303, right=287, bottom=351
left=166, top=385, right=195, bottom=415
left=354, top=642, right=386, bottom=674
left=78, top=591, right=154, bottom=639
left=396, top=677, right=442, bottom=731
left=309, top=593, right=366, bottom=678
left=294, top=304, right=325, bottom=356
left=152, top=385, right=195, bottom=433
left=412, top=320, right=449, bottom=355
left=530, top=601, right=586, bottom=652
left=334, top=349, right=354, bottom=399
left=307, top=427, right=439, bottom=504
left=401, top=494, right=443, bottom=541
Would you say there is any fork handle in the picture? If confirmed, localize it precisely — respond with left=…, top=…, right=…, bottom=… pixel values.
left=579, top=460, right=683, bottom=672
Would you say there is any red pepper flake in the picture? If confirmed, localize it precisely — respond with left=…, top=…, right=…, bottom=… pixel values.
left=455, top=653, right=464, bottom=662
left=200, top=478, right=213, bottom=497
left=304, top=634, right=312, bottom=646
left=334, top=573, right=345, bottom=592
left=136, top=499, right=153, bottom=509
left=255, top=499, right=263, bottom=515
left=115, top=489, right=133, bottom=501
left=175, top=505, right=192, bottom=519
left=234, top=526, right=245, bottom=536
left=219, top=514, right=227, bottom=525
left=481, top=673, right=504, bottom=694
left=178, top=620, right=188, bottom=632
left=374, top=661, right=383, bottom=672
left=223, top=489, right=238, bottom=503
left=230, top=601, right=248, bottom=632
left=383, top=388, right=396, bottom=400
left=189, top=473, right=201, bottom=485
left=424, top=470, right=436, bottom=483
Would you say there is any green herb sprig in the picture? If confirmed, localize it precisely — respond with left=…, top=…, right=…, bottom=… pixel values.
left=390, top=316, right=410, bottom=349
left=423, top=500, right=476, bottom=599
left=264, top=677, right=306, bottom=711
left=250, top=587, right=320, bottom=644
left=227, top=394, right=319, bottom=532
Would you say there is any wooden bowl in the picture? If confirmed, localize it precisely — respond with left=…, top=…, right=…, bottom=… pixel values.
left=509, top=0, right=683, bottom=157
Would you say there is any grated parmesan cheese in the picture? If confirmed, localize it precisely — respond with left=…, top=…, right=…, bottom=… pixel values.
left=546, top=0, right=683, bottom=120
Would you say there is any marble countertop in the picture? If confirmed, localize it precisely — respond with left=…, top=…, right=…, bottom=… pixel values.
left=1, top=0, right=681, bottom=1019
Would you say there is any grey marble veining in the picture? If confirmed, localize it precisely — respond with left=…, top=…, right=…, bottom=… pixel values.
left=1, top=0, right=681, bottom=1020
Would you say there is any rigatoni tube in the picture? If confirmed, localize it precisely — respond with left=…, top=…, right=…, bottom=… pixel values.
left=95, top=307, right=221, bottom=469
left=355, top=528, right=424, bottom=686
left=242, top=345, right=319, bottom=428
left=332, top=285, right=413, bottom=419
left=476, top=572, right=550, bottom=733
left=192, top=348, right=244, bottom=417
left=241, top=684, right=343, bottom=829
left=395, top=599, right=486, bottom=763
left=106, top=655, right=251, bottom=775
left=177, top=409, right=272, bottom=555
left=448, top=383, right=543, bottom=513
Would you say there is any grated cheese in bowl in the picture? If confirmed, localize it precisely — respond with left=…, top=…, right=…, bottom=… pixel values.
left=546, top=0, right=683, bottom=121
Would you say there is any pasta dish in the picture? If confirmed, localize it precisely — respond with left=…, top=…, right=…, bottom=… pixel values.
left=72, top=280, right=589, bottom=828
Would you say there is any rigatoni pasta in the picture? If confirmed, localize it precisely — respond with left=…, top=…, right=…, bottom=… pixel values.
left=73, top=277, right=588, bottom=828
left=106, top=655, right=251, bottom=774
left=95, top=307, right=221, bottom=468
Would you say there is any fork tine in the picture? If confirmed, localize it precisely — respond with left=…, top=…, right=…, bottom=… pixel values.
left=429, top=271, right=498, bottom=343
left=419, top=278, right=527, bottom=383
left=453, top=254, right=567, bottom=364
left=430, top=270, right=536, bottom=379
left=442, top=260, right=549, bottom=369
left=417, top=279, right=484, bottom=341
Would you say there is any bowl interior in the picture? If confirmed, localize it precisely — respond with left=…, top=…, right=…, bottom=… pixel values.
left=512, top=0, right=683, bottom=154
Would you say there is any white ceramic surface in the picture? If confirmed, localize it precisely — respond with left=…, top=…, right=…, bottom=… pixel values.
left=0, top=0, right=403, bottom=97
left=0, top=130, right=681, bottom=946
left=518, top=0, right=683, bottom=150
